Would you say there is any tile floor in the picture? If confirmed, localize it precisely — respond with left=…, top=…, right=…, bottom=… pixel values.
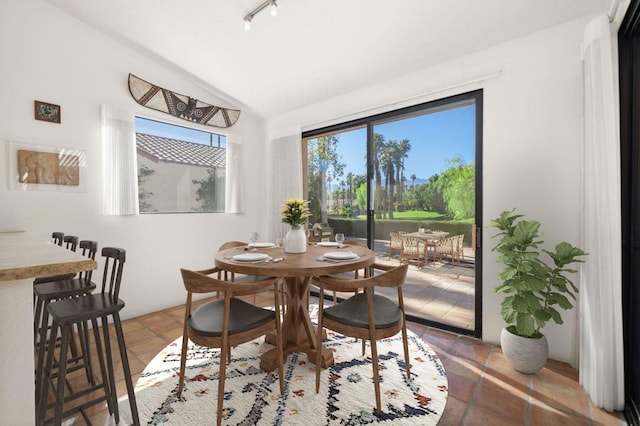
left=373, top=240, right=477, bottom=332
left=42, top=289, right=626, bottom=425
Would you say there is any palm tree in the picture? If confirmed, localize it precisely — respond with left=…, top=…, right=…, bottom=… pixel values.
left=372, top=133, right=386, bottom=219
left=395, top=139, right=411, bottom=209
left=346, top=172, right=354, bottom=207
left=381, top=140, right=398, bottom=219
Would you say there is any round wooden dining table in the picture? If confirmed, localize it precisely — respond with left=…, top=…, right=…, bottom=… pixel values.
left=214, top=243, right=376, bottom=371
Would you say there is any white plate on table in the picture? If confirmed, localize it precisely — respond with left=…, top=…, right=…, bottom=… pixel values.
left=248, top=242, right=276, bottom=249
left=316, top=241, right=339, bottom=247
left=323, top=251, right=359, bottom=260
left=232, top=253, right=271, bottom=262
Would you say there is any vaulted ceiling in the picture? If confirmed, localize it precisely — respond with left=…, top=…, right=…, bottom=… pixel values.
left=49, top=0, right=614, bottom=118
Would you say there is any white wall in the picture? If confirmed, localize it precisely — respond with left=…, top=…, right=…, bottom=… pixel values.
left=0, top=0, right=268, bottom=318
left=268, top=17, right=591, bottom=363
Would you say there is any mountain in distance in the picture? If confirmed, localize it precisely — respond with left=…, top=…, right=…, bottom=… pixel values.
left=405, top=177, right=429, bottom=186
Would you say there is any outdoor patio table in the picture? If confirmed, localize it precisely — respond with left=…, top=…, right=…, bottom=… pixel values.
left=215, top=243, right=376, bottom=371
left=403, top=231, right=450, bottom=261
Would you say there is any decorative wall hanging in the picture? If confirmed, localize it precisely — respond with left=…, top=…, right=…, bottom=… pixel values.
left=7, top=141, right=87, bottom=192
left=128, top=74, right=240, bottom=128
left=34, top=100, right=61, bottom=123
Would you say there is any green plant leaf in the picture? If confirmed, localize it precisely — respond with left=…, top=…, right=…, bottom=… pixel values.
left=512, top=295, right=529, bottom=313
left=516, top=314, right=536, bottom=337
left=551, top=292, right=573, bottom=309
left=548, top=307, right=563, bottom=324
left=523, top=292, right=543, bottom=311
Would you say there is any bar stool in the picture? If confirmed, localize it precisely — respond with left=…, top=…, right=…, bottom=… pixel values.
left=37, top=247, right=139, bottom=426
left=52, top=232, right=64, bottom=246
left=33, top=240, right=98, bottom=402
left=34, top=235, right=79, bottom=285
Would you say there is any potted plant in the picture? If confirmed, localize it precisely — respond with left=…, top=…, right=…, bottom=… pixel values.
left=281, top=198, right=310, bottom=253
left=489, top=209, right=586, bottom=373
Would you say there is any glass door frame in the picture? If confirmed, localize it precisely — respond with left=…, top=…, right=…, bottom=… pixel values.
left=303, top=89, right=483, bottom=338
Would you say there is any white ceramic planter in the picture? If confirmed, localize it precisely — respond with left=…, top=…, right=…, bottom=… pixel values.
left=285, top=226, right=307, bottom=253
left=500, top=327, right=548, bottom=374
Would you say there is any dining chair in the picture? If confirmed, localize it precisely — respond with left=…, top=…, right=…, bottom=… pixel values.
left=321, top=239, right=370, bottom=303
left=313, top=263, right=410, bottom=414
left=217, top=240, right=275, bottom=303
left=217, top=240, right=246, bottom=282
left=37, top=247, right=139, bottom=426
left=177, top=268, right=284, bottom=426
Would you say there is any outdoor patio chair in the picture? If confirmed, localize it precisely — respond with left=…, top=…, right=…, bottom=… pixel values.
left=434, top=236, right=456, bottom=263
left=454, top=234, right=465, bottom=263
left=400, top=236, right=426, bottom=268
left=389, top=232, right=403, bottom=260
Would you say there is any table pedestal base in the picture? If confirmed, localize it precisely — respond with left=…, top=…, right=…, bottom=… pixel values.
left=261, top=331, right=334, bottom=371
left=259, top=276, right=334, bottom=371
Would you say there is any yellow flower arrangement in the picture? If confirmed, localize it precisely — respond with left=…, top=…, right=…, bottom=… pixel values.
left=280, top=198, right=310, bottom=227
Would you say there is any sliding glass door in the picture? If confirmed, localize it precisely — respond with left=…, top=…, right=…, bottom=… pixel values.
left=303, top=90, right=482, bottom=337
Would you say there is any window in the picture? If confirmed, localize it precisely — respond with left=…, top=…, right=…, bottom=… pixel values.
left=135, top=117, right=226, bottom=213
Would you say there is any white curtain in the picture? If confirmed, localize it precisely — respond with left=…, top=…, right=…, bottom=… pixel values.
left=580, top=14, right=624, bottom=411
left=267, top=126, right=302, bottom=242
left=101, top=105, right=138, bottom=216
left=225, top=134, right=245, bottom=213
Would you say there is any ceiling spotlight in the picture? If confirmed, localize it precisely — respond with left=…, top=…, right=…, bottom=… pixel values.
left=243, top=0, right=279, bottom=29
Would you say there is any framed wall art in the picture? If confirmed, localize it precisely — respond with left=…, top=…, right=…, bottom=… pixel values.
left=7, top=141, right=87, bottom=192
left=34, top=100, right=61, bottom=123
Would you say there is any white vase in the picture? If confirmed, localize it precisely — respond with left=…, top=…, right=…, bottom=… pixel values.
left=285, top=225, right=307, bottom=253
left=500, top=327, right=548, bottom=374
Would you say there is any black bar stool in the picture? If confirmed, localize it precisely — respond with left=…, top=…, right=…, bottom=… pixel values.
left=37, top=247, right=140, bottom=426
left=34, top=240, right=99, bottom=403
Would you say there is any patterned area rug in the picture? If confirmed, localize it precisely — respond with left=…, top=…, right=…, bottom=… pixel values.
left=116, top=306, right=448, bottom=425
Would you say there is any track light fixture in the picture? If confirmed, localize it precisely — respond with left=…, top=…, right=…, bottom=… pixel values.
left=243, top=0, right=278, bottom=30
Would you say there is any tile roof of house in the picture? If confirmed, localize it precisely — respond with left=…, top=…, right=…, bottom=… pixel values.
left=136, top=133, right=225, bottom=168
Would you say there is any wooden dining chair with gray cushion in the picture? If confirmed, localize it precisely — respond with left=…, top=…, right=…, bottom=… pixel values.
left=217, top=240, right=274, bottom=303
left=324, top=239, right=370, bottom=303
left=400, top=236, right=426, bottom=267
left=217, top=240, right=246, bottom=282
left=177, top=268, right=284, bottom=426
left=313, top=263, right=410, bottom=414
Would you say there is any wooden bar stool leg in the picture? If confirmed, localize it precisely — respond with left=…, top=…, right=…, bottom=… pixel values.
left=113, top=312, right=140, bottom=425
left=37, top=320, right=58, bottom=426
left=54, top=324, right=71, bottom=425
left=100, top=316, right=119, bottom=421
left=91, top=318, right=114, bottom=415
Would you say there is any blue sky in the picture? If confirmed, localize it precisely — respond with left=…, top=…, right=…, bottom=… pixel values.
left=331, top=104, right=476, bottom=183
